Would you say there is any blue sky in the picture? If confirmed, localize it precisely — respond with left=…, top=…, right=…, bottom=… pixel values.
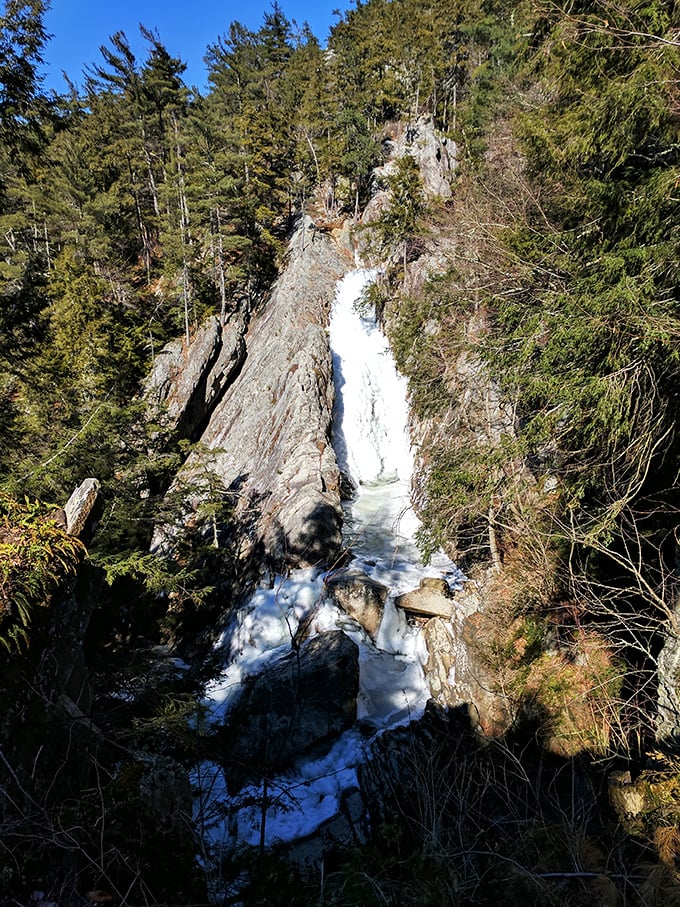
left=41, top=1, right=353, bottom=93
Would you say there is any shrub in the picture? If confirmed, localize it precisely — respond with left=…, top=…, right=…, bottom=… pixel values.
left=0, top=495, right=84, bottom=652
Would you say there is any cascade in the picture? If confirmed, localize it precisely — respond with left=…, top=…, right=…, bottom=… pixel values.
left=330, top=268, right=421, bottom=575
left=195, top=269, right=460, bottom=854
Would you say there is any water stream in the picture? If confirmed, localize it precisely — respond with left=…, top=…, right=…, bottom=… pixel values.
left=195, top=269, right=460, bottom=852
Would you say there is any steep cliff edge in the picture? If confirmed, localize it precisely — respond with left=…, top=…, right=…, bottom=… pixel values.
left=152, top=215, right=353, bottom=571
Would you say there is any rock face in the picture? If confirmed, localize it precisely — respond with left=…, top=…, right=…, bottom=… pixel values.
left=325, top=567, right=389, bottom=639
left=420, top=571, right=512, bottom=736
left=156, top=214, right=352, bottom=568
left=423, top=617, right=455, bottom=705
left=359, top=702, right=471, bottom=836
left=38, top=564, right=98, bottom=720
left=656, top=609, right=680, bottom=740
left=145, top=312, right=247, bottom=439
left=218, top=630, right=360, bottom=791
left=365, top=117, right=454, bottom=217
left=359, top=118, right=454, bottom=268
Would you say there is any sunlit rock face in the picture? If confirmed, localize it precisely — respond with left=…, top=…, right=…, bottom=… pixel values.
left=362, top=116, right=455, bottom=232
left=144, top=311, right=247, bottom=439
left=155, top=215, right=353, bottom=568
left=656, top=609, right=680, bottom=740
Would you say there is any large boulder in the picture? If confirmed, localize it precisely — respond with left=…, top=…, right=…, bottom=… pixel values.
left=325, top=567, right=389, bottom=639
left=395, top=577, right=454, bottom=619
left=217, top=630, right=360, bottom=791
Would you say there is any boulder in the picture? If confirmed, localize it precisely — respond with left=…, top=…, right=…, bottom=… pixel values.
left=395, top=577, right=454, bottom=619
left=359, top=703, right=471, bottom=832
left=64, top=478, right=102, bottom=540
left=218, top=630, right=360, bottom=790
left=325, top=568, right=389, bottom=639
left=419, top=576, right=451, bottom=596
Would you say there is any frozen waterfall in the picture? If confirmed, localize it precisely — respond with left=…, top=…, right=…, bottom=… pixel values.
left=195, top=269, right=460, bottom=854
left=330, top=268, right=454, bottom=587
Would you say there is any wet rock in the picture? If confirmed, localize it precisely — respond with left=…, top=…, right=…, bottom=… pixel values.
left=218, top=630, right=360, bottom=790
left=395, top=577, right=454, bottom=619
left=325, top=567, right=388, bottom=639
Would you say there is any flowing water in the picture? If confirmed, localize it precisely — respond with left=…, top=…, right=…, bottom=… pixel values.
left=195, top=269, right=460, bottom=852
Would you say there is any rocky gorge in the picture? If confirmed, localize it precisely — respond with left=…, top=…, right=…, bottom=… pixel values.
left=1, top=110, right=678, bottom=907
left=3, top=1, right=680, bottom=902
left=125, top=120, right=517, bottom=879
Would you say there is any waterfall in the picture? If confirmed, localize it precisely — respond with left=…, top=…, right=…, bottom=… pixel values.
left=195, top=269, right=460, bottom=854
left=330, top=269, right=421, bottom=574
left=330, top=269, right=412, bottom=488
left=330, top=268, right=455, bottom=588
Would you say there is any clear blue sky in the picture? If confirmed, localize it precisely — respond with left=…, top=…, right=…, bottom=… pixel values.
left=41, top=0, right=353, bottom=93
